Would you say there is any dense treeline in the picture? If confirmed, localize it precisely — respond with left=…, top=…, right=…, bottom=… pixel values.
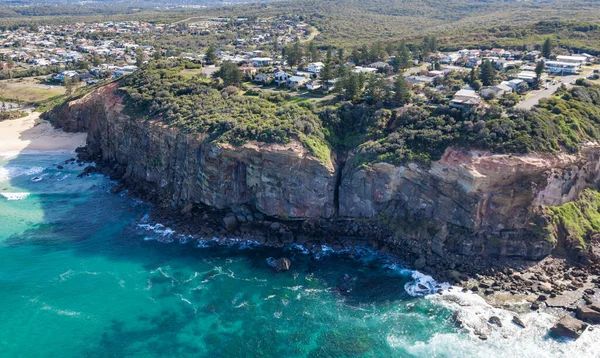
left=351, top=84, right=600, bottom=166
left=118, top=61, right=331, bottom=163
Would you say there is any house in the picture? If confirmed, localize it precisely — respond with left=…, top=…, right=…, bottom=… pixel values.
left=545, top=61, right=580, bottom=75
left=450, top=89, right=481, bottom=110
left=287, top=75, right=308, bottom=88
left=556, top=55, right=587, bottom=65
left=239, top=63, right=257, bottom=77
left=506, top=79, right=527, bottom=93
left=406, top=75, right=435, bottom=85
left=307, top=62, right=324, bottom=73
left=516, top=71, right=540, bottom=84
left=254, top=73, right=272, bottom=84
left=306, top=80, right=322, bottom=90
left=368, top=61, right=391, bottom=71
left=352, top=66, right=378, bottom=74
left=250, top=57, right=273, bottom=67
left=274, top=70, right=290, bottom=85
left=481, top=82, right=512, bottom=98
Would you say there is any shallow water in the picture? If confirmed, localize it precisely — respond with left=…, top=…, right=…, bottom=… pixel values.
left=1, top=152, right=598, bottom=358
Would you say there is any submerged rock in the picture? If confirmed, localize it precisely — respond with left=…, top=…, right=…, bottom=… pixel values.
left=269, top=257, right=291, bottom=272
left=550, top=315, right=588, bottom=339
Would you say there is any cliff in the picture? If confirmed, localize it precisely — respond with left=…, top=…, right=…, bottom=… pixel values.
left=44, top=82, right=600, bottom=262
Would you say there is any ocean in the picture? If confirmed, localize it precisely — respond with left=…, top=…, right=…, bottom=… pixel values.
left=1, top=151, right=598, bottom=357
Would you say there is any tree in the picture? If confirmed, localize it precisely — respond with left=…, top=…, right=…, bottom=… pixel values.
left=321, top=49, right=334, bottom=89
left=479, top=60, right=496, bottom=86
left=205, top=45, right=217, bottom=65
left=153, top=48, right=162, bottom=61
left=542, top=38, right=552, bottom=59
left=64, top=75, right=74, bottom=96
left=394, top=41, right=412, bottom=72
left=337, top=48, right=345, bottom=64
left=366, top=74, right=391, bottom=104
left=422, top=35, right=437, bottom=59
left=307, top=41, right=319, bottom=62
left=217, top=61, right=242, bottom=87
left=91, top=53, right=102, bottom=67
left=135, top=47, right=144, bottom=67
left=393, top=75, right=411, bottom=105
left=533, top=61, right=546, bottom=90
left=284, top=40, right=303, bottom=68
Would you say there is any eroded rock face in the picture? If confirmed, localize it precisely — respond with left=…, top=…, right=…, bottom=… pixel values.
left=45, top=83, right=600, bottom=261
left=339, top=146, right=600, bottom=259
left=44, top=83, right=337, bottom=219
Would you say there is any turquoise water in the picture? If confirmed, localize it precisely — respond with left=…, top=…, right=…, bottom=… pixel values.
left=1, top=152, right=598, bottom=358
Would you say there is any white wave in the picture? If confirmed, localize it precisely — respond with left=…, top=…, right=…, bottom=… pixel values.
left=1, top=192, right=30, bottom=201
left=386, top=287, right=600, bottom=358
left=0, top=164, right=44, bottom=183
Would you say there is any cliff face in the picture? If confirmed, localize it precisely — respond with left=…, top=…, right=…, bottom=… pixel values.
left=46, top=83, right=337, bottom=219
left=339, top=145, right=600, bottom=259
left=45, top=83, right=600, bottom=261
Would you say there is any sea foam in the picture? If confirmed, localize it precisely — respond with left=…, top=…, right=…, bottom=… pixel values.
left=1, top=192, right=30, bottom=201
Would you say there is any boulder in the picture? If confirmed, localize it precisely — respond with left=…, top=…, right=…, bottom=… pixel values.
left=271, top=257, right=291, bottom=272
left=512, top=316, right=526, bottom=328
left=576, top=305, right=600, bottom=324
left=551, top=315, right=588, bottom=339
left=414, top=257, right=427, bottom=269
left=222, top=215, right=239, bottom=231
left=488, top=316, right=503, bottom=327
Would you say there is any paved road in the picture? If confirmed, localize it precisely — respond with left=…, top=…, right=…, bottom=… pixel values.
left=515, top=74, right=581, bottom=110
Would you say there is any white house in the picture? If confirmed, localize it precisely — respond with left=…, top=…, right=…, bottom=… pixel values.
left=556, top=55, right=587, bottom=65
left=545, top=61, right=580, bottom=75
left=307, top=62, right=324, bottom=73
left=450, top=89, right=481, bottom=110
left=274, top=70, right=290, bottom=85
left=287, top=75, right=308, bottom=88
left=250, top=57, right=273, bottom=67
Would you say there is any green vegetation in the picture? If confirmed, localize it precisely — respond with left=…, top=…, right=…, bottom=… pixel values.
left=0, top=110, right=27, bottom=121
left=118, top=60, right=331, bottom=164
left=116, top=59, right=600, bottom=170
left=546, top=188, right=600, bottom=250
left=351, top=83, right=600, bottom=167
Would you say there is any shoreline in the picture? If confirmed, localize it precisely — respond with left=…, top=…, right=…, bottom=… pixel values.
left=0, top=111, right=87, bottom=153
left=6, top=113, right=599, bottom=340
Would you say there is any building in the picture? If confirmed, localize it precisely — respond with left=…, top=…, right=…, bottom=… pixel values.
left=287, top=75, right=308, bottom=88
left=545, top=61, right=580, bottom=75
left=306, top=62, right=324, bottom=73
left=556, top=55, right=587, bottom=65
left=450, top=89, right=482, bottom=110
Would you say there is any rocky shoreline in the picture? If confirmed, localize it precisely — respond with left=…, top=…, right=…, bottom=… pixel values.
left=71, top=150, right=600, bottom=340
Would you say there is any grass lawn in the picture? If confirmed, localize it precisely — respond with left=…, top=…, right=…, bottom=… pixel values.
left=0, top=80, right=65, bottom=103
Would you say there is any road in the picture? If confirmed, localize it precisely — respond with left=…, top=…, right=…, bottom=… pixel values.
left=515, top=75, right=581, bottom=110
left=515, top=66, right=598, bottom=110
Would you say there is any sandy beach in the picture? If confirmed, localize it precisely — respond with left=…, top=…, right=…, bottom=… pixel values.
left=0, top=111, right=86, bottom=153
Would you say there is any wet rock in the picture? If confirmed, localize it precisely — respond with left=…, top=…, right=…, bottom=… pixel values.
left=488, top=316, right=503, bottom=327
left=77, top=165, right=97, bottom=178
left=271, top=257, right=291, bottom=272
left=414, top=257, right=427, bottom=270
left=576, top=305, right=600, bottom=324
left=222, top=215, right=239, bottom=231
left=512, top=316, right=526, bottom=328
left=550, top=315, right=588, bottom=339
left=57, top=165, right=64, bottom=170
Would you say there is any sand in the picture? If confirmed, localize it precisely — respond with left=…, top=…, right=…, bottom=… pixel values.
left=0, top=111, right=86, bottom=153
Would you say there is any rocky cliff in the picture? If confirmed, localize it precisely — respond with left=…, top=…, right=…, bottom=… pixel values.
left=44, top=82, right=600, bottom=262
